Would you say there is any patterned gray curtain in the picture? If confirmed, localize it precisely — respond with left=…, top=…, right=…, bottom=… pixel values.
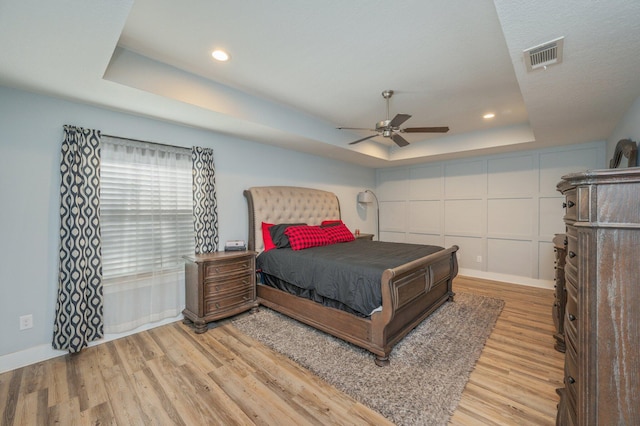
left=52, top=125, right=103, bottom=353
left=192, top=146, right=219, bottom=253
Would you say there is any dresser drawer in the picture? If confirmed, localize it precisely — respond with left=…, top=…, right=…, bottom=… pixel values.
left=565, top=278, right=578, bottom=348
left=565, top=233, right=578, bottom=269
left=563, top=189, right=577, bottom=221
left=565, top=344, right=578, bottom=413
left=554, top=262, right=565, bottom=282
left=205, top=287, right=253, bottom=314
left=204, top=256, right=253, bottom=278
left=564, top=262, right=577, bottom=290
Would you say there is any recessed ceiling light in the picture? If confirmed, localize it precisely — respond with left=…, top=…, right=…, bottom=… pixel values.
left=211, top=49, right=230, bottom=62
left=483, top=113, right=495, bottom=119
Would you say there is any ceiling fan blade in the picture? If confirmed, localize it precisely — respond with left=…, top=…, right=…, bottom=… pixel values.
left=391, top=133, right=410, bottom=147
left=337, top=127, right=376, bottom=131
left=388, top=113, right=412, bottom=128
left=349, top=134, right=378, bottom=145
left=401, top=126, right=450, bottom=133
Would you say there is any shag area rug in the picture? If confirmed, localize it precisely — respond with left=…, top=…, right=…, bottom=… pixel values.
left=231, top=292, right=504, bottom=425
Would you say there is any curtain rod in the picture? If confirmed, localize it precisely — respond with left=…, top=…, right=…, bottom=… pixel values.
left=101, top=134, right=188, bottom=151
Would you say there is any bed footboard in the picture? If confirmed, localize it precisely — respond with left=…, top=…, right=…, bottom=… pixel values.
left=370, top=245, right=459, bottom=365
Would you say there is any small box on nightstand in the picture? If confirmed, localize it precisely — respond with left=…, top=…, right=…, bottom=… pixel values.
left=355, top=233, right=374, bottom=240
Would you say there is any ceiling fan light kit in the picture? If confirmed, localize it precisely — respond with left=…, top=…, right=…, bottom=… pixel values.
left=339, top=90, right=449, bottom=147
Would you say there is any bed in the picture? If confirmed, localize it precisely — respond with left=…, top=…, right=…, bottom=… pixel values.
left=244, top=186, right=459, bottom=366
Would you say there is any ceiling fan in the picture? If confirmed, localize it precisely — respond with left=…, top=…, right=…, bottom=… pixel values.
left=338, top=90, right=449, bottom=147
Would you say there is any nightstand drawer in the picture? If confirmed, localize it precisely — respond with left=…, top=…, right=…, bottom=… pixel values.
left=205, top=288, right=253, bottom=313
left=204, top=257, right=252, bottom=278
left=204, top=274, right=252, bottom=298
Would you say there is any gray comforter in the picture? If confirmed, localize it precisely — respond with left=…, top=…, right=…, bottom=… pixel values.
left=256, top=239, right=443, bottom=316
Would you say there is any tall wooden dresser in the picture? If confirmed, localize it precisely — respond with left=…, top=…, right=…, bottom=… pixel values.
left=556, top=168, right=640, bottom=425
left=552, top=233, right=567, bottom=353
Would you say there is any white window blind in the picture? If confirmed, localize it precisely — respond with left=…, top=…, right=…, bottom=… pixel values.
left=100, top=136, right=194, bottom=332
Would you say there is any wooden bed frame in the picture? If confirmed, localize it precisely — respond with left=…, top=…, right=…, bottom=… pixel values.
left=244, top=186, right=459, bottom=366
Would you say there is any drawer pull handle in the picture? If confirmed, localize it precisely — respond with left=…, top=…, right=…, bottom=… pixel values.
left=215, top=267, right=220, bottom=273
left=562, top=202, right=566, bottom=208
left=567, top=201, right=575, bottom=208
left=568, top=251, right=576, bottom=258
left=215, top=302, right=220, bottom=309
left=564, top=238, right=568, bottom=246
left=567, top=376, right=575, bottom=384
left=216, top=285, right=220, bottom=291
left=569, top=314, right=576, bottom=321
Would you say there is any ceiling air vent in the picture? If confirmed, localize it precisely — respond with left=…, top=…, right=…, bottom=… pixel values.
left=523, top=37, right=564, bottom=72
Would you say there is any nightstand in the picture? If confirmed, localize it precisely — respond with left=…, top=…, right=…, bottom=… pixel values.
left=355, top=233, right=374, bottom=240
left=182, top=251, right=257, bottom=333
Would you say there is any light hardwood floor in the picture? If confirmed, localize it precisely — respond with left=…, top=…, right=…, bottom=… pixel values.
left=1, top=276, right=564, bottom=425
left=450, top=277, right=565, bottom=425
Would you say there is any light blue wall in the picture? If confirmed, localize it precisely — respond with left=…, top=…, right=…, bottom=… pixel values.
left=0, top=85, right=376, bottom=365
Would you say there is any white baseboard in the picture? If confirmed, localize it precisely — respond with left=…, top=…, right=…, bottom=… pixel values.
left=458, top=268, right=555, bottom=290
left=0, top=315, right=182, bottom=374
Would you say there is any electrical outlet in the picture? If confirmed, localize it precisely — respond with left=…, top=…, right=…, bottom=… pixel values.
left=19, top=314, right=33, bottom=330
left=476, top=255, right=482, bottom=263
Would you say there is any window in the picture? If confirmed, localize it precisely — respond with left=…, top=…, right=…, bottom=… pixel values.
left=100, top=136, right=194, bottom=333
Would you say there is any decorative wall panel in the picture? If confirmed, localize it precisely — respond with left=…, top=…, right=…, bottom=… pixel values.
left=445, top=235, right=483, bottom=270
left=378, top=169, right=408, bottom=201
left=444, top=199, right=483, bottom=236
left=539, top=148, right=599, bottom=194
left=379, top=201, right=406, bottom=232
left=488, top=155, right=534, bottom=196
left=376, top=142, right=605, bottom=286
left=409, top=200, right=441, bottom=234
left=444, top=161, right=485, bottom=197
left=409, top=165, right=442, bottom=199
left=487, top=238, right=532, bottom=276
left=408, top=233, right=443, bottom=247
left=487, top=198, right=533, bottom=238
left=537, top=241, right=556, bottom=280
left=539, top=196, right=566, bottom=238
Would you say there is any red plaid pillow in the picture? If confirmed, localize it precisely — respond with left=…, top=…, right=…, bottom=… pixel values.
left=285, top=225, right=333, bottom=250
left=261, top=222, right=276, bottom=251
left=321, top=219, right=343, bottom=227
left=321, top=223, right=355, bottom=243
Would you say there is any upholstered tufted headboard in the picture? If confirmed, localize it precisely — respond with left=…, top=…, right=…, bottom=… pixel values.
left=243, top=186, right=342, bottom=252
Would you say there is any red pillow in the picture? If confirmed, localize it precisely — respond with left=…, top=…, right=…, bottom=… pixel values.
left=321, top=219, right=343, bottom=227
left=322, top=223, right=355, bottom=243
left=284, top=225, right=333, bottom=250
left=261, top=222, right=276, bottom=251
